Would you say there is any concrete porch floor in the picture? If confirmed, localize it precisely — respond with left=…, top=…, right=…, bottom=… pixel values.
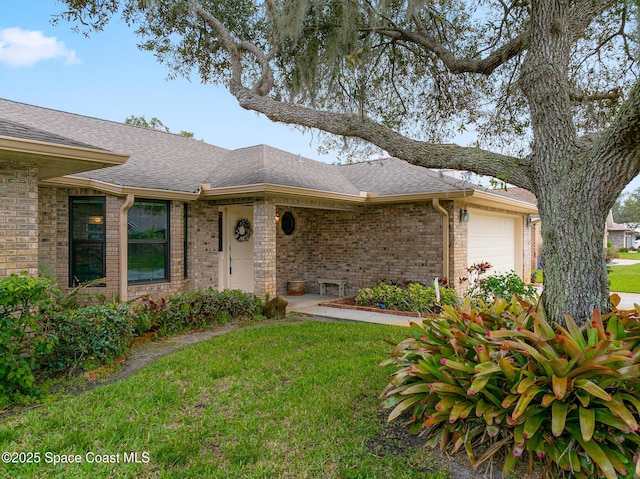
left=284, top=293, right=414, bottom=327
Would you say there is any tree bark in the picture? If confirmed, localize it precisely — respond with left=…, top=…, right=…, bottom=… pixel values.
left=519, top=0, right=616, bottom=323
left=537, top=184, right=611, bottom=322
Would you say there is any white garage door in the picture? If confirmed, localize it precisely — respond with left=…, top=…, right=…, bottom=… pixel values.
left=467, top=212, right=517, bottom=275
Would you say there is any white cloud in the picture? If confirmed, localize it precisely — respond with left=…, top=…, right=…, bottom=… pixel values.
left=0, top=27, right=80, bottom=67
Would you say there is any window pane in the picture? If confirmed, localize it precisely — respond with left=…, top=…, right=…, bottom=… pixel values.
left=71, top=199, right=105, bottom=241
left=71, top=242, right=105, bottom=284
left=128, top=201, right=168, bottom=240
left=128, top=243, right=167, bottom=282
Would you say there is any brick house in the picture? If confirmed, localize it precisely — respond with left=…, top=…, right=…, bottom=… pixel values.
left=0, top=98, right=538, bottom=299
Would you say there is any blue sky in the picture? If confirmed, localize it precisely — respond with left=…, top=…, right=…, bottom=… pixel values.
left=1, top=0, right=639, bottom=195
left=0, top=0, right=337, bottom=163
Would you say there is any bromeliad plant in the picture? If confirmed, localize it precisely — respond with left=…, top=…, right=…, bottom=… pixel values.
left=380, top=295, right=640, bottom=479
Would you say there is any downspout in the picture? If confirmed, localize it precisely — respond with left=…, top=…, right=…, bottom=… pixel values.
left=432, top=198, right=450, bottom=281
left=119, top=194, right=135, bottom=302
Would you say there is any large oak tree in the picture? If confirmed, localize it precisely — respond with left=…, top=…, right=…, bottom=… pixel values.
left=55, top=0, right=640, bottom=324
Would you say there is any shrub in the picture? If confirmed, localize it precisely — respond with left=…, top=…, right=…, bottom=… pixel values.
left=0, top=273, right=55, bottom=396
left=38, top=263, right=110, bottom=310
left=355, top=282, right=457, bottom=313
left=130, top=295, right=168, bottom=335
left=45, top=304, right=134, bottom=372
left=380, top=295, right=640, bottom=479
left=159, top=289, right=263, bottom=334
left=469, top=270, right=538, bottom=302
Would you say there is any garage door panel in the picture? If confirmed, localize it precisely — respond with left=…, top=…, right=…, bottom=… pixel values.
left=468, top=213, right=516, bottom=275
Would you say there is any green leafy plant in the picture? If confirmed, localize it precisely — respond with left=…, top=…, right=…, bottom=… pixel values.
left=355, top=281, right=457, bottom=313
left=45, top=304, right=135, bottom=372
left=130, top=295, right=168, bottom=335
left=380, top=295, right=640, bottom=478
left=0, top=273, right=55, bottom=396
left=38, top=263, right=108, bottom=310
left=160, top=288, right=263, bottom=334
left=473, top=270, right=538, bottom=302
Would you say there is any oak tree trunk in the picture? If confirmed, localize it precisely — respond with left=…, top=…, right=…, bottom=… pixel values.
left=537, top=183, right=611, bottom=322
left=519, top=0, right=613, bottom=324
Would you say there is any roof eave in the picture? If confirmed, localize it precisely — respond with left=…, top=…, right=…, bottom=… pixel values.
left=464, top=190, right=539, bottom=214
left=0, top=136, right=129, bottom=180
left=202, top=183, right=475, bottom=204
left=40, top=176, right=201, bottom=201
left=201, top=183, right=365, bottom=203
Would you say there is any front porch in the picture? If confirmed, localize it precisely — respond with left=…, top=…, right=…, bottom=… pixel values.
left=284, top=293, right=413, bottom=326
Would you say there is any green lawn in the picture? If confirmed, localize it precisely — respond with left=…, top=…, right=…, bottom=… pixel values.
left=0, top=321, right=447, bottom=479
left=617, top=251, right=640, bottom=260
left=609, top=261, right=640, bottom=293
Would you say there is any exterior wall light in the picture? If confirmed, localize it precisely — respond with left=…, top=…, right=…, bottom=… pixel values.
left=460, top=209, right=470, bottom=222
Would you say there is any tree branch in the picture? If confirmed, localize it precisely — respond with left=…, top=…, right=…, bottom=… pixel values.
left=230, top=84, right=534, bottom=190
left=568, top=87, right=622, bottom=104
left=588, top=78, right=640, bottom=206
left=369, top=12, right=529, bottom=75
left=193, top=4, right=275, bottom=96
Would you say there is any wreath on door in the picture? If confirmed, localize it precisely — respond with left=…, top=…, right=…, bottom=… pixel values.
left=234, top=218, right=253, bottom=242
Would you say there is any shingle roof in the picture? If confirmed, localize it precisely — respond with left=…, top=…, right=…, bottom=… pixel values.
left=208, top=145, right=360, bottom=194
left=0, top=98, right=520, bottom=201
left=339, top=158, right=479, bottom=196
left=503, top=187, right=538, bottom=205
left=0, top=98, right=229, bottom=193
left=0, top=118, right=103, bottom=150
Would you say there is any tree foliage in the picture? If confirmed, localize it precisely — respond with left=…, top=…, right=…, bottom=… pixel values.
left=614, top=187, right=640, bottom=227
left=56, top=0, right=639, bottom=162
left=124, top=114, right=194, bottom=137
left=52, top=0, right=640, bottom=323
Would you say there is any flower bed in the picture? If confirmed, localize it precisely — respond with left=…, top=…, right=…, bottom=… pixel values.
left=317, top=296, right=429, bottom=318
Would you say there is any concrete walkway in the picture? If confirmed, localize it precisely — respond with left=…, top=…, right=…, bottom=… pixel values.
left=286, top=294, right=414, bottom=326
left=287, top=292, right=640, bottom=326
left=614, top=292, right=640, bottom=310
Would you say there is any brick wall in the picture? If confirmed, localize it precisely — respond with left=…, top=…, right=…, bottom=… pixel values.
left=254, top=199, right=277, bottom=296
left=0, top=162, right=39, bottom=277
left=189, top=200, right=219, bottom=291
left=275, top=201, right=445, bottom=296
left=32, top=186, right=533, bottom=301
left=38, top=188, right=220, bottom=301
left=448, top=200, right=469, bottom=295
left=608, top=231, right=626, bottom=250
left=38, top=187, right=120, bottom=300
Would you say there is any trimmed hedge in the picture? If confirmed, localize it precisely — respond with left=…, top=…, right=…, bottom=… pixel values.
left=44, top=304, right=135, bottom=372
left=158, top=288, right=263, bottom=334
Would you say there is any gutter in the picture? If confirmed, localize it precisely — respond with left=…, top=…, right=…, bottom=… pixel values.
left=119, top=194, right=135, bottom=302
left=41, top=176, right=200, bottom=201
left=432, top=198, right=450, bottom=281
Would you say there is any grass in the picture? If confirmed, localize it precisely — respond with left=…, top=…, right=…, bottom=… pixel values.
left=617, top=251, right=640, bottom=260
left=0, top=321, right=448, bottom=479
left=609, top=261, right=640, bottom=293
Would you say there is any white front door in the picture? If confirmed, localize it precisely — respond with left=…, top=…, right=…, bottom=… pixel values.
left=227, top=206, right=254, bottom=292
